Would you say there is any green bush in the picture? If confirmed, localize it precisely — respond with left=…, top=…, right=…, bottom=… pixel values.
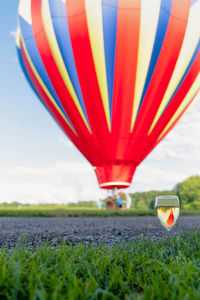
left=176, top=176, right=200, bottom=208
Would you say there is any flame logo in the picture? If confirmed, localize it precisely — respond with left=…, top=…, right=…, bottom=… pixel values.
left=166, top=210, right=174, bottom=227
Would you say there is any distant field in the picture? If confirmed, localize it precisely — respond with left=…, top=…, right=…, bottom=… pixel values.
left=1, top=231, right=200, bottom=299
left=0, top=206, right=154, bottom=217
left=0, top=205, right=199, bottom=217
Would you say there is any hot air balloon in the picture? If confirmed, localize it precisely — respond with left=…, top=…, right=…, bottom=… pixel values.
left=16, top=0, right=200, bottom=190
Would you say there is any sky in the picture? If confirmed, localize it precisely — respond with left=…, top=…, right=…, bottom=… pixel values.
left=0, top=1, right=199, bottom=204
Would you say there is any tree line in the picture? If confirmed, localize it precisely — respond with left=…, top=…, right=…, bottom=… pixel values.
left=128, top=175, right=200, bottom=209
left=65, top=175, right=200, bottom=210
left=1, top=176, right=200, bottom=210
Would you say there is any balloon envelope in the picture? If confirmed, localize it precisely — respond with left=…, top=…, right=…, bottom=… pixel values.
left=17, top=0, right=200, bottom=189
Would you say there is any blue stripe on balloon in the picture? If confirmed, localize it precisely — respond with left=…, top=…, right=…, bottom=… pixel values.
left=48, top=0, right=90, bottom=125
left=138, top=0, right=173, bottom=112
left=102, top=0, right=118, bottom=119
left=17, top=46, right=48, bottom=111
left=17, top=45, right=76, bottom=133
left=19, top=16, right=73, bottom=127
left=162, top=39, right=200, bottom=112
left=191, top=0, right=199, bottom=6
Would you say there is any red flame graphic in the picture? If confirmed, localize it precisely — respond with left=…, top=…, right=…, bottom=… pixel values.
left=166, top=210, right=174, bottom=227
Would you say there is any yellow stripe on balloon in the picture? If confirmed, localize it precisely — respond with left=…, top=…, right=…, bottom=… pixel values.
left=18, top=0, right=32, bottom=25
left=85, top=0, right=111, bottom=131
left=41, top=0, right=91, bottom=133
left=157, top=74, right=200, bottom=142
left=16, top=26, right=21, bottom=48
left=149, top=1, right=200, bottom=135
left=130, top=0, right=161, bottom=132
left=20, top=37, right=77, bottom=136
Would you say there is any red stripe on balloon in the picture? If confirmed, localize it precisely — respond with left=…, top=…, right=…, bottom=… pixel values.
left=20, top=42, right=79, bottom=148
left=20, top=41, right=103, bottom=166
left=137, top=50, right=200, bottom=163
left=141, top=90, right=198, bottom=164
left=111, top=0, right=140, bottom=159
left=132, top=0, right=191, bottom=142
left=148, top=50, right=200, bottom=146
left=155, top=94, right=198, bottom=145
left=31, top=0, right=91, bottom=140
left=66, top=0, right=110, bottom=139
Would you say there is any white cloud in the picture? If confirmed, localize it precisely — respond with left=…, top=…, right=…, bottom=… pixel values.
left=0, top=162, right=105, bottom=204
left=130, top=95, right=200, bottom=192
left=58, top=136, right=73, bottom=148
left=0, top=95, right=199, bottom=204
left=9, top=29, right=18, bottom=62
left=10, top=30, right=17, bottom=38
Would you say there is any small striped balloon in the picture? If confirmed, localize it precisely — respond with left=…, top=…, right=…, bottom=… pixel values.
left=17, top=0, right=200, bottom=189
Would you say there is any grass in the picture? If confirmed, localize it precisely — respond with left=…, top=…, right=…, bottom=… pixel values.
left=0, top=205, right=200, bottom=217
left=1, top=231, right=200, bottom=299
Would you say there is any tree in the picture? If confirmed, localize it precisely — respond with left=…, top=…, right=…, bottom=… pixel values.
left=175, top=176, right=200, bottom=208
left=130, top=190, right=176, bottom=210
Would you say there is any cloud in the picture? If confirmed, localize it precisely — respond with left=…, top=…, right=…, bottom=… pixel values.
left=9, top=30, right=18, bottom=62
left=10, top=30, right=17, bottom=39
left=0, top=95, right=199, bottom=204
left=130, top=96, right=200, bottom=192
left=58, top=136, right=73, bottom=148
left=0, top=162, right=104, bottom=204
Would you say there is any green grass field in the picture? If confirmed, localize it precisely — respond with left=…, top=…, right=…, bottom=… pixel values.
left=0, top=205, right=199, bottom=217
left=0, top=206, right=154, bottom=217
left=0, top=231, right=199, bottom=299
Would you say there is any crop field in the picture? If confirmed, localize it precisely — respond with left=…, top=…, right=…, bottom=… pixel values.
left=0, top=231, right=199, bottom=299
left=0, top=206, right=154, bottom=217
left=0, top=205, right=199, bottom=217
